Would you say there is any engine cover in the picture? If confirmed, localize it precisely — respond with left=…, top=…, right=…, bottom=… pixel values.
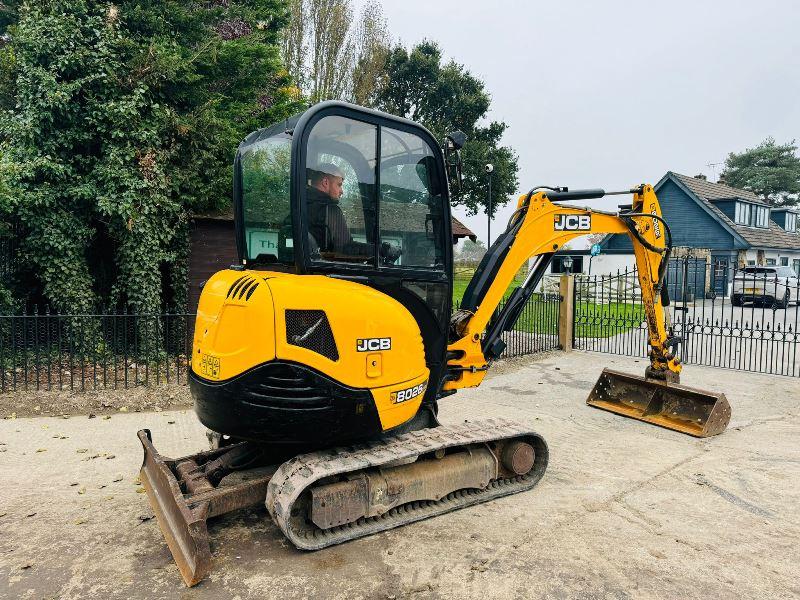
left=190, top=269, right=430, bottom=442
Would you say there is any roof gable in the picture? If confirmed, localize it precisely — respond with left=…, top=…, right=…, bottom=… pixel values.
left=665, top=172, right=800, bottom=251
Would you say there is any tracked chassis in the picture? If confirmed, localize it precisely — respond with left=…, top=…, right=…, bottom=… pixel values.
left=139, top=419, right=548, bottom=587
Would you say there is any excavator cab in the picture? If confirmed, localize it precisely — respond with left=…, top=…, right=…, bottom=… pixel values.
left=234, top=103, right=453, bottom=399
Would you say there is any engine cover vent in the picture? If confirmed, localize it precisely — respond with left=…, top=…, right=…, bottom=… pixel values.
left=285, top=309, right=339, bottom=361
left=226, top=276, right=260, bottom=301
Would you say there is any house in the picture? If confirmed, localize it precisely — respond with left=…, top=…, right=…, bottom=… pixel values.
left=188, top=212, right=477, bottom=314
left=592, top=172, right=800, bottom=297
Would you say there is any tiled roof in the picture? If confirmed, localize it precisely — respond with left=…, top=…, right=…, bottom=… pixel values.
left=451, top=216, right=477, bottom=241
left=669, top=172, right=800, bottom=251
left=672, top=172, right=765, bottom=204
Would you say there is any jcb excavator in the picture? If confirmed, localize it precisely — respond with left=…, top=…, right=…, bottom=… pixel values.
left=138, top=101, right=730, bottom=586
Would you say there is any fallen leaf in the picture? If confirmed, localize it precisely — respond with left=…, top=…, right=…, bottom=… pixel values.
left=112, top=475, right=123, bottom=482
left=136, top=487, right=146, bottom=494
left=138, top=514, right=154, bottom=523
left=102, top=415, right=111, bottom=420
left=74, top=518, right=87, bottom=525
left=76, top=448, right=88, bottom=454
left=105, top=496, right=114, bottom=500
left=25, top=512, right=36, bottom=518
left=88, top=413, right=96, bottom=419
left=119, top=407, right=128, bottom=413
left=105, top=454, right=115, bottom=460
left=78, top=487, right=86, bottom=495
left=133, top=476, right=141, bottom=485
left=167, top=420, right=175, bottom=425
left=36, top=448, right=47, bottom=453
left=98, top=484, right=106, bottom=489
left=69, top=482, right=79, bottom=487
left=20, top=563, right=32, bottom=570
left=0, top=512, right=6, bottom=518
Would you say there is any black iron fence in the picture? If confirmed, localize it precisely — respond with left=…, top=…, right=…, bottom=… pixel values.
left=573, top=258, right=800, bottom=377
left=0, top=290, right=561, bottom=393
left=0, top=309, right=193, bottom=392
left=485, top=292, right=561, bottom=358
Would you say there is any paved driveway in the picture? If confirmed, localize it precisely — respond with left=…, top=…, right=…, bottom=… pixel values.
left=2, top=352, right=799, bottom=599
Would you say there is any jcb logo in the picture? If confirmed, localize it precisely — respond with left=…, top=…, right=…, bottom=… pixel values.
left=356, top=338, right=391, bottom=352
left=554, top=214, right=591, bottom=231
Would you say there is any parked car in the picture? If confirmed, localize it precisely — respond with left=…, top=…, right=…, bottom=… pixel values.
left=732, top=266, right=799, bottom=308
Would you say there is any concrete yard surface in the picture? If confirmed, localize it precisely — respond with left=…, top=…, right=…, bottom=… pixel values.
left=1, top=351, right=799, bottom=599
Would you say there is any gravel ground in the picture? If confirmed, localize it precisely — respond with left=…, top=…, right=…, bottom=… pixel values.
left=1, top=351, right=798, bottom=599
left=0, top=384, right=192, bottom=419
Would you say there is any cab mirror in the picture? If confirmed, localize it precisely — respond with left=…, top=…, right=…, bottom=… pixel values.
left=443, top=131, right=467, bottom=198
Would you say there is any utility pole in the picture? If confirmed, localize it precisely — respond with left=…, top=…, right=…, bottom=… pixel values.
left=485, top=164, right=494, bottom=247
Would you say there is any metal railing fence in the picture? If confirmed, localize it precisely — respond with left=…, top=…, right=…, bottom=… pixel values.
left=0, top=308, right=192, bottom=392
left=573, top=259, right=800, bottom=377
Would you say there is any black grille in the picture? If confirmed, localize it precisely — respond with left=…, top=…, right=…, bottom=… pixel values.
left=244, top=363, right=332, bottom=409
left=285, top=309, right=339, bottom=361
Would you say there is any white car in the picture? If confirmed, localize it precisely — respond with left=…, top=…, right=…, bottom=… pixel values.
left=732, top=266, right=798, bottom=308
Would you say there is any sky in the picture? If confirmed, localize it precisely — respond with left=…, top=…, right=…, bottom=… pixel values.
left=372, top=0, right=800, bottom=248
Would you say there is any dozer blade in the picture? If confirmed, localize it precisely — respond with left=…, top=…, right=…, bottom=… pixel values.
left=586, top=368, right=731, bottom=437
left=137, top=430, right=273, bottom=587
left=138, top=429, right=213, bottom=586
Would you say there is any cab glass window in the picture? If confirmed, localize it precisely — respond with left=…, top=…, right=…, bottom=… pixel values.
left=240, top=134, right=293, bottom=263
left=379, top=127, right=445, bottom=269
left=305, top=116, right=377, bottom=265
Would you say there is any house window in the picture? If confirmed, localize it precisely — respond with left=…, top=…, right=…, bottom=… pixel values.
left=765, top=258, right=777, bottom=266
left=747, top=260, right=756, bottom=266
left=780, top=257, right=789, bottom=266
left=735, top=202, right=751, bottom=225
left=794, top=259, right=800, bottom=277
left=753, top=206, right=769, bottom=228
left=786, top=212, right=797, bottom=232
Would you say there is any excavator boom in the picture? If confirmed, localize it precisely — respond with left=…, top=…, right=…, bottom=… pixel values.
left=444, top=184, right=731, bottom=437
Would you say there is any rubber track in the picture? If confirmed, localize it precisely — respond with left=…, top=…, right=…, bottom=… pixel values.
left=266, top=418, right=549, bottom=550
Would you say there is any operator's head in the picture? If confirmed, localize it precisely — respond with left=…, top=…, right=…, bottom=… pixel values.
left=309, top=163, right=344, bottom=201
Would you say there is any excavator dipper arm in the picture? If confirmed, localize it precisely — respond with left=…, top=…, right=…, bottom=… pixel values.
left=444, top=184, right=730, bottom=437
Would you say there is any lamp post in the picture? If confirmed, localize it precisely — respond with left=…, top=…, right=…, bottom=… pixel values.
left=562, top=255, right=574, bottom=275
left=485, top=163, right=494, bottom=246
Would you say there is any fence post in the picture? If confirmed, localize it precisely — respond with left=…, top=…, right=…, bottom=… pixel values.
left=558, top=274, right=575, bottom=351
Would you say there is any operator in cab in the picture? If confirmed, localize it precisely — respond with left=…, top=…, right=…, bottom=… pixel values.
left=306, top=163, right=401, bottom=264
left=306, top=163, right=368, bottom=259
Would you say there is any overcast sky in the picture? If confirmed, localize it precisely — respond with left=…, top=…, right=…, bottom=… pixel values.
left=374, top=0, right=800, bottom=247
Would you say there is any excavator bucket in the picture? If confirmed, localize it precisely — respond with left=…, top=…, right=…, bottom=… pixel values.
left=586, top=368, right=731, bottom=437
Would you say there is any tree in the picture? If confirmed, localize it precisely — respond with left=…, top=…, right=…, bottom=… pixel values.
left=373, top=41, right=519, bottom=218
left=457, top=239, right=486, bottom=263
left=0, top=1, right=301, bottom=328
left=280, top=0, right=389, bottom=104
left=720, top=138, right=800, bottom=206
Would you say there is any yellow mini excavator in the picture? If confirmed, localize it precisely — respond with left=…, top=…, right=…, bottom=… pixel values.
left=138, top=101, right=731, bottom=586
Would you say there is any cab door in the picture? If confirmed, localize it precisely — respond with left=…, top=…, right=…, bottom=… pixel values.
left=296, top=105, right=453, bottom=401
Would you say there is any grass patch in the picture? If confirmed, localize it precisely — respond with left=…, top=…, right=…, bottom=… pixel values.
left=453, top=266, right=645, bottom=338
left=574, top=301, right=645, bottom=338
